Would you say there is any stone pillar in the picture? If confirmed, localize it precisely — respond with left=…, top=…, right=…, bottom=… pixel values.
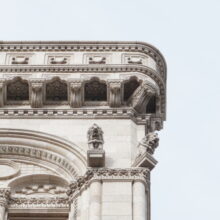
left=0, top=80, right=4, bottom=107
left=89, top=181, right=102, bottom=220
left=108, top=80, right=122, bottom=107
left=81, top=188, right=89, bottom=220
left=133, top=181, right=146, bottom=220
left=69, top=81, right=82, bottom=108
left=30, top=81, right=44, bottom=108
left=0, top=188, right=10, bottom=220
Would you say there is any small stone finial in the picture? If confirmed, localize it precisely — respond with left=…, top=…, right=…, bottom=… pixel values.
left=137, top=132, right=159, bottom=156
left=87, top=124, right=104, bottom=150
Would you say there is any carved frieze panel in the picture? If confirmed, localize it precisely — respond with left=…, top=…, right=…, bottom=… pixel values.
left=9, top=197, right=69, bottom=208
left=122, top=53, right=148, bottom=65
left=14, top=184, right=67, bottom=197
left=5, top=53, right=34, bottom=65
left=45, top=53, right=73, bottom=65
left=83, top=53, right=111, bottom=64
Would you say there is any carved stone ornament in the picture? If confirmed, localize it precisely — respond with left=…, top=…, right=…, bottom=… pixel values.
left=9, top=197, right=69, bottom=208
left=0, top=188, right=10, bottom=207
left=128, top=57, right=143, bottom=64
left=15, top=184, right=67, bottom=196
left=137, top=132, right=159, bottom=156
left=89, top=56, right=106, bottom=64
left=108, top=80, right=122, bottom=107
left=11, top=56, right=29, bottom=65
left=67, top=168, right=150, bottom=199
left=87, top=124, right=104, bottom=150
left=129, top=81, right=158, bottom=113
left=30, top=82, right=43, bottom=108
left=49, top=57, right=68, bottom=65
left=69, top=81, right=82, bottom=108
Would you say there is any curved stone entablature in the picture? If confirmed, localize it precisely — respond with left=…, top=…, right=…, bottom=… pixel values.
left=0, top=129, right=87, bottom=179
left=0, top=41, right=166, bottom=78
left=0, top=41, right=167, bottom=123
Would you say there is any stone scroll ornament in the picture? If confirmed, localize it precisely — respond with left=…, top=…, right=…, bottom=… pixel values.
left=137, top=132, right=159, bottom=156
left=87, top=124, right=104, bottom=150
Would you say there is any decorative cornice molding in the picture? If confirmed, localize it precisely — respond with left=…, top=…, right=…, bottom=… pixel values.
left=0, top=108, right=164, bottom=126
left=67, top=168, right=150, bottom=200
left=0, top=41, right=167, bottom=79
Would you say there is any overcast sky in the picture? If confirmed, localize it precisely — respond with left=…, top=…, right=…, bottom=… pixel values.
left=0, top=0, right=219, bottom=219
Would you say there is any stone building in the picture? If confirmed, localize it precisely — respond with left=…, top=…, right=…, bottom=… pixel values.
left=0, top=41, right=167, bottom=220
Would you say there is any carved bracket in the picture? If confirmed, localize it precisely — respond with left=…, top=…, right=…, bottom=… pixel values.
left=30, top=81, right=44, bottom=108
left=108, top=80, right=122, bottom=107
left=128, top=81, right=158, bottom=113
left=69, top=81, right=83, bottom=108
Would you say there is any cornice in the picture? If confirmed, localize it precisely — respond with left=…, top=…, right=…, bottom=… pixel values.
left=0, top=108, right=164, bottom=126
left=0, top=41, right=167, bottom=81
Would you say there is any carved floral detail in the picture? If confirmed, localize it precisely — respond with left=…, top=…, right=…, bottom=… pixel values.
left=9, top=197, right=69, bottom=208
left=67, top=168, right=150, bottom=199
left=0, top=188, right=10, bottom=207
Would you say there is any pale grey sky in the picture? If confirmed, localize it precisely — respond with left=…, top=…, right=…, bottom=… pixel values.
left=0, top=0, right=219, bottom=219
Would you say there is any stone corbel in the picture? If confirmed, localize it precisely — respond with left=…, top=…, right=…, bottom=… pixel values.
left=0, top=80, right=5, bottom=107
left=108, top=80, right=122, bottom=107
left=128, top=81, right=158, bottom=113
left=30, top=81, right=44, bottom=108
left=69, top=81, right=83, bottom=108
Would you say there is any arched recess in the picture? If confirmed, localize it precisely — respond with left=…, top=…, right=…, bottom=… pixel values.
left=7, top=174, right=70, bottom=219
left=84, top=77, right=107, bottom=102
left=5, top=77, right=29, bottom=104
left=123, top=76, right=142, bottom=102
left=0, top=128, right=87, bottom=182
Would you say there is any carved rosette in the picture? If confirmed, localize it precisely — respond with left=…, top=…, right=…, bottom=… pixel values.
left=67, top=168, right=150, bottom=200
left=108, top=80, right=122, bottom=107
left=129, top=81, right=158, bottom=112
left=0, top=188, right=10, bottom=207
left=30, top=81, right=43, bottom=108
left=69, top=81, right=82, bottom=108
